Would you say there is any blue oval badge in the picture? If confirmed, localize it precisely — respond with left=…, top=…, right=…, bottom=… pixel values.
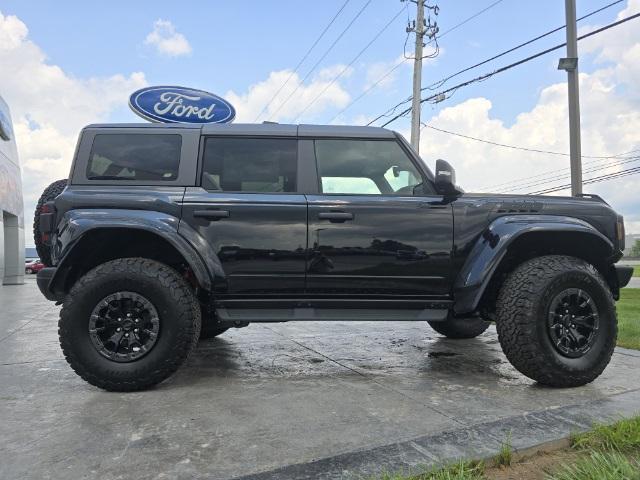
left=129, top=86, right=235, bottom=124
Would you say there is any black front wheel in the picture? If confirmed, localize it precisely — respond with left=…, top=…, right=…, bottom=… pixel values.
left=496, top=255, right=617, bottom=388
left=59, top=258, right=201, bottom=391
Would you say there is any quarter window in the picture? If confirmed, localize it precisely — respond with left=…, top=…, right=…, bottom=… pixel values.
left=314, top=139, right=428, bottom=195
left=87, top=134, right=182, bottom=181
left=201, top=138, right=297, bottom=192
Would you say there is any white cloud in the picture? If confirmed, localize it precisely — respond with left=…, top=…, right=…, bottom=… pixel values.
left=365, top=56, right=406, bottom=91
left=413, top=1, right=640, bottom=232
left=144, top=19, right=192, bottom=57
left=0, top=10, right=147, bottom=244
left=225, top=67, right=351, bottom=122
left=364, top=53, right=439, bottom=91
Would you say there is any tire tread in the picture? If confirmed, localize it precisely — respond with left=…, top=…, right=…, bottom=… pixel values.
left=495, top=255, right=617, bottom=387
left=59, top=258, right=200, bottom=391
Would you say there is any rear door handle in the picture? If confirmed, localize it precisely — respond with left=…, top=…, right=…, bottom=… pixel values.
left=193, top=209, right=230, bottom=220
left=318, top=212, right=353, bottom=223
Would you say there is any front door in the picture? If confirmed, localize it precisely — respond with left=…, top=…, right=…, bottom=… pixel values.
left=306, top=138, right=452, bottom=297
left=180, top=136, right=307, bottom=295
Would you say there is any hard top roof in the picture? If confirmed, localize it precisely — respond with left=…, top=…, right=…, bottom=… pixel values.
left=83, top=122, right=395, bottom=138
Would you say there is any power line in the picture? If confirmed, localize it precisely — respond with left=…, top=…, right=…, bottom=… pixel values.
left=292, top=4, right=407, bottom=122
left=332, top=0, right=512, bottom=122
left=487, top=153, right=640, bottom=192
left=267, top=0, right=372, bottom=121
left=423, top=124, right=626, bottom=159
left=421, top=0, right=623, bottom=93
left=482, top=150, right=640, bottom=191
left=491, top=155, right=640, bottom=193
left=434, top=0, right=506, bottom=40
left=253, top=0, right=351, bottom=122
left=328, top=57, right=408, bottom=124
left=422, top=123, right=640, bottom=192
left=375, top=11, right=640, bottom=128
left=367, top=0, right=626, bottom=127
left=527, top=166, right=640, bottom=195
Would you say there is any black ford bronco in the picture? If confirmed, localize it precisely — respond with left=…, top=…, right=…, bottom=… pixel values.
left=34, top=123, right=633, bottom=391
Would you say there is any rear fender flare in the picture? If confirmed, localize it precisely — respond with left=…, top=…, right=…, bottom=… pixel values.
left=453, top=215, right=614, bottom=314
left=50, top=209, right=225, bottom=292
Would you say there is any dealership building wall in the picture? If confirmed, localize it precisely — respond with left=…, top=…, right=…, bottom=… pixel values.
left=0, top=94, right=25, bottom=285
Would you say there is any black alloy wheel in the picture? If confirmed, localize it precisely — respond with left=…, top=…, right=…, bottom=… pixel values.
left=89, top=291, right=160, bottom=362
left=547, top=288, right=599, bottom=358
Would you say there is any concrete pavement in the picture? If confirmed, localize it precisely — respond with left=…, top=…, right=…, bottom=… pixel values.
left=1, top=278, right=640, bottom=480
left=627, top=276, right=640, bottom=288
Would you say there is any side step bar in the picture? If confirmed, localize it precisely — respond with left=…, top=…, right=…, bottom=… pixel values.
left=216, top=308, right=449, bottom=323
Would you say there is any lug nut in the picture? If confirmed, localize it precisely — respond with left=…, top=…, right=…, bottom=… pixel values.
left=125, top=333, right=129, bottom=337
left=118, top=318, right=122, bottom=322
left=116, top=327, right=122, bottom=332
left=134, top=328, right=138, bottom=333
left=127, top=313, right=132, bottom=318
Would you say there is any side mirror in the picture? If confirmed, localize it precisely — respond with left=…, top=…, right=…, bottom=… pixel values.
left=434, top=159, right=462, bottom=196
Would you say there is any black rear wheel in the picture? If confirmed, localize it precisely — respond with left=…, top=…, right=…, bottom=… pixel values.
left=33, top=179, right=67, bottom=266
left=428, top=316, right=490, bottom=339
left=59, top=258, right=201, bottom=391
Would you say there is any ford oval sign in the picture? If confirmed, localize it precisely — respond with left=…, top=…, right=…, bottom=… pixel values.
left=129, top=86, right=235, bottom=124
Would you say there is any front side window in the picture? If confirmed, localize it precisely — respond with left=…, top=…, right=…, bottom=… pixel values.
left=314, top=139, right=427, bottom=195
left=87, top=134, right=182, bottom=181
left=201, top=137, right=297, bottom=192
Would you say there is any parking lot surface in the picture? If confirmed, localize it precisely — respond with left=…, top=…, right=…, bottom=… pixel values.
left=2, top=278, right=640, bottom=480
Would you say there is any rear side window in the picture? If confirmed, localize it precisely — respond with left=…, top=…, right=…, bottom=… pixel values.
left=87, top=134, right=182, bottom=181
left=201, top=137, right=297, bottom=192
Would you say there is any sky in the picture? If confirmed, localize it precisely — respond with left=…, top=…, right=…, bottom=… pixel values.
left=0, top=0, right=639, bottom=245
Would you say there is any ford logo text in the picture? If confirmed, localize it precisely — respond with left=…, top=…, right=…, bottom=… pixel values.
left=129, top=86, right=236, bottom=124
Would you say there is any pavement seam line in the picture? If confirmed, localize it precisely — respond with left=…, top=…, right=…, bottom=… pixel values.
left=263, top=325, right=469, bottom=428
left=0, top=318, right=37, bottom=343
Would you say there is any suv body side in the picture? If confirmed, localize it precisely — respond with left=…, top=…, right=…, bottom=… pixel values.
left=40, top=123, right=629, bottom=318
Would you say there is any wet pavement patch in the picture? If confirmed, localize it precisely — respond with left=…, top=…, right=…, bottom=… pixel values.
left=1, top=279, right=640, bottom=480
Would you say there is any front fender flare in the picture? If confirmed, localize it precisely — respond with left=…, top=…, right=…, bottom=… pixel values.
left=453, top=215, right=614, bottom=314
left=50, top=209, right=224, bottom=293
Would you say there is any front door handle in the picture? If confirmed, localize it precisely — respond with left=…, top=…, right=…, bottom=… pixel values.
left=318, top=211, right=354, bottom=223
left=194, top=209, right=230, bottom=221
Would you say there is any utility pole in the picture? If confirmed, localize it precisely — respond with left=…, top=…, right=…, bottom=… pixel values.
left=559, top=0, right=582, bottom=196
left=410, top=0, right=425, bottom=152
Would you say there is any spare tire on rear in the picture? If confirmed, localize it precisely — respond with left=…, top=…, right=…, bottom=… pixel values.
left=33, top=179, right=67, bottom=266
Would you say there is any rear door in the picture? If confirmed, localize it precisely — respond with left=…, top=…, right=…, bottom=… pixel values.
left=180, top=135, right=307, bottom=296
left=305, top=137, right=453, bottom=297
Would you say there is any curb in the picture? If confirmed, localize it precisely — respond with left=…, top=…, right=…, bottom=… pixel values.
left=233, top=387, right=640, bottom=480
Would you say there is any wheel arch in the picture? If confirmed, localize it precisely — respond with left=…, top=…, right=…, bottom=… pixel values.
left=453, top=215, right=617, bottom=315
left=48, top=209, right=224, bottom=298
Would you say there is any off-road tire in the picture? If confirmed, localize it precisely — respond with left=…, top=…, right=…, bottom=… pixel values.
left=496, top=255, right=617, bottom=388
left=428, top=317, right=490, bottom=339
left=34, top=179, right=67, bottom=266
left=59, top=258, right=201, bottom=391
